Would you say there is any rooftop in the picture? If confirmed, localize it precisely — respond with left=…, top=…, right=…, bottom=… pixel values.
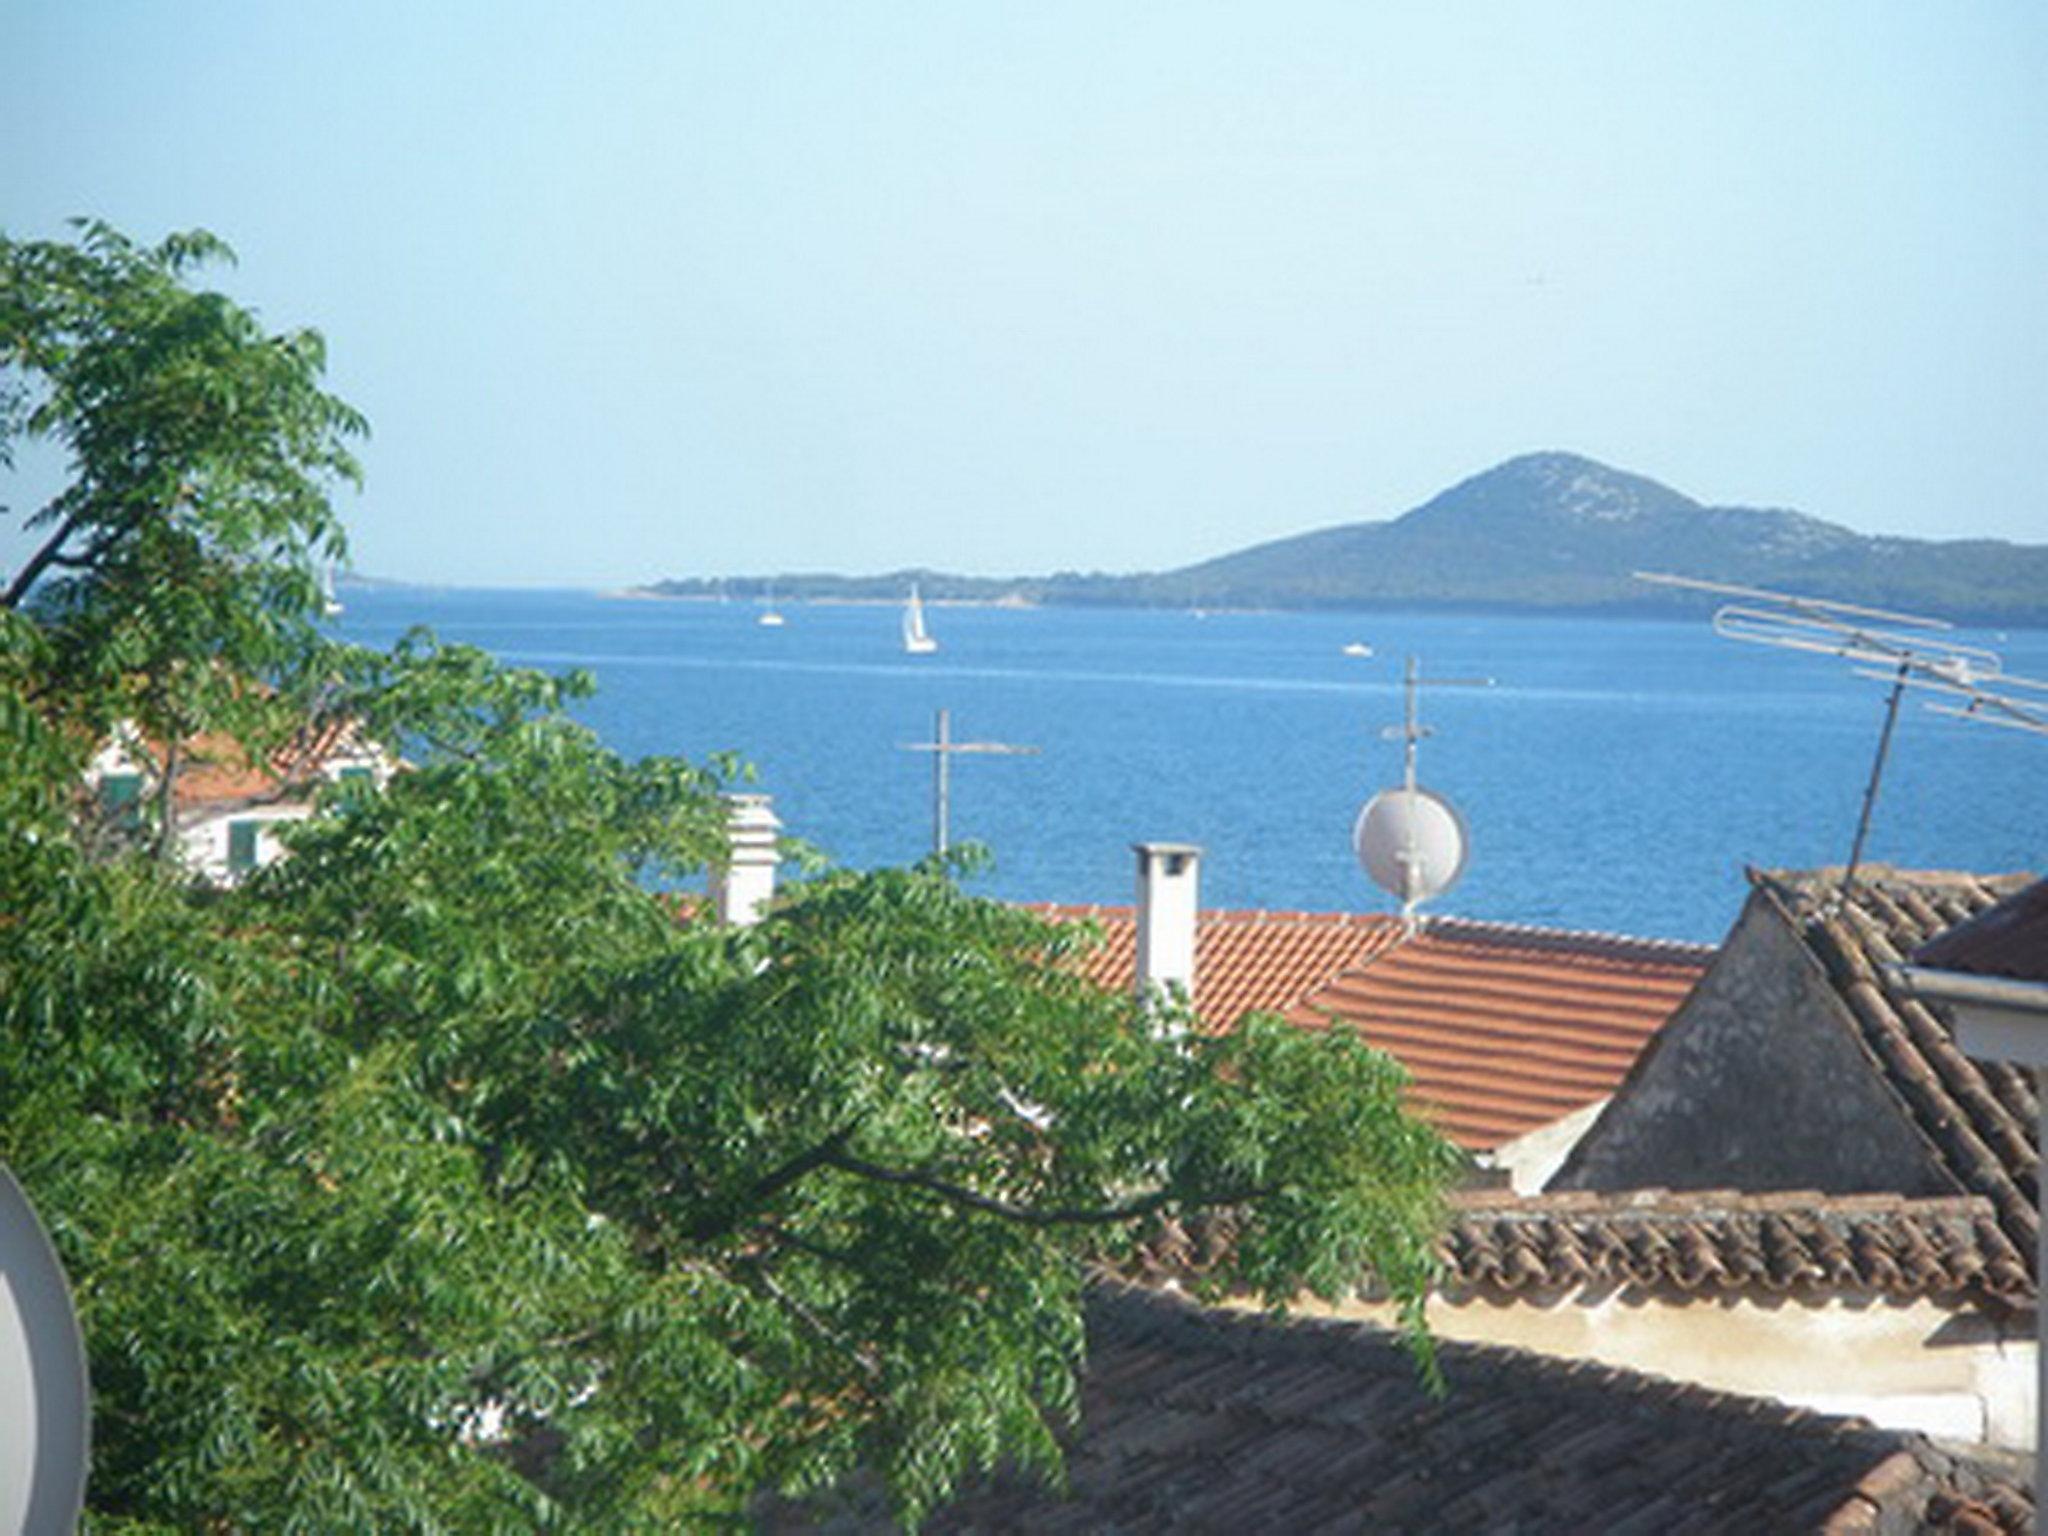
left=1033, top=905, right=1710, bottom=1152
left=1911, top=876, right=2048, bottom=985
left=1442, top=1187, right=2032, bottom=1306
left=773, top=1283, right=2032, bottom=1532
left=1753, top=866, right=2041, bottom=1268
left=117, top=717, right=371, bottom=813
left=1128, top=1186, right=2034, bottom=1309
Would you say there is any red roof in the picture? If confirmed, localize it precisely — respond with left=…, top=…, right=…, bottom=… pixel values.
left=1030, top=905, right=1710, bottom=1152
left=1029, top=904, right=1406, bottom=1029
left=127, top=718, right=369, bottom=812
left=1293, top=919, right=1710, bottom=1150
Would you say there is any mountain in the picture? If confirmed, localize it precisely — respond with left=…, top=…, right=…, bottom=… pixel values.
left=643, top=453, right=2048, bottom=623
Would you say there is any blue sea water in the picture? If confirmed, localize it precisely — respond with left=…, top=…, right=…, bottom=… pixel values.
left=332, top=590, right=2047, bottom=945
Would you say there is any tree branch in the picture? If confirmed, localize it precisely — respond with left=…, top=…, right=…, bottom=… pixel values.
left=683, top=1123, right=860, bottom=1243
left=738, top=1257, right=882, bottom=1393
left=822, top=1150, right=1273, bottom=1228
left=2, top=508, right=83, bottom=608
left=153, top=730, right=183, bottom=864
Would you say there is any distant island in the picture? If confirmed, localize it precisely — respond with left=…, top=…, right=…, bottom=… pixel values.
left=640, top=453, right=2048, bottom=625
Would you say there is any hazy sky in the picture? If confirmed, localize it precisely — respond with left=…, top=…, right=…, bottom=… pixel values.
left=6, top=3, right=2044, bottom=586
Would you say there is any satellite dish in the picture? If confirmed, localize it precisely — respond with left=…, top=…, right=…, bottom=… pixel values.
left=1354, top=787, right=1469, bottom=912
left=0, top=1164, right=89, bottom=1536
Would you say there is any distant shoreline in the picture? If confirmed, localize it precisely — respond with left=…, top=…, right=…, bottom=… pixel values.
left=607, top=586, right=2048, bottom=631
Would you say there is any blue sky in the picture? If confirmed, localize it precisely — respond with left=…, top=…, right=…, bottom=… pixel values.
left=5, top=2, right=2044, bottom=586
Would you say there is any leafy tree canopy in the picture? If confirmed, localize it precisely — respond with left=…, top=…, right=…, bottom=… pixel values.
left=0, top=223, right=1460, bottom=1531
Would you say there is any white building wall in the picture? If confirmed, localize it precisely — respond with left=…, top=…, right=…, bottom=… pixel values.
left=176, top=805, right=314, bottom=885
left=1312, top=1289, right=2037, bottom=1451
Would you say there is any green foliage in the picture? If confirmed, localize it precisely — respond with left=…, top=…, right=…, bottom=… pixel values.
left=0, top=223, right=1460, bottom=1531
left=2, top=220, right=367, bottom=852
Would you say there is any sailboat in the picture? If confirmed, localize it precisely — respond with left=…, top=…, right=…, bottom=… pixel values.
left=901, top=585, right=938, bottom=654
left=320, top=564, right=344, bottom=618
left=757, top=582, right=786, bottom=627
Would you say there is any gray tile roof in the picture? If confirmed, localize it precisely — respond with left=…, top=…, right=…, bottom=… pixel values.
left=772, top=1283, right=2033, bottom=1532
left=1753, top=867, right=2040, bottom=1269
left=1441, top=1188, right=2031, bottom=1305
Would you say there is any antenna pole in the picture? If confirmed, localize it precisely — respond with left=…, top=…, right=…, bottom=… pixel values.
left=1840, top=662, right=1910, bottom=903
left=934, top=708, right=951, bottom=855
left=1401, top=656, right=1421, bottom=926
left=900, top=710, right=1040, bottom=859
left=1403, top=655, right=1420, bottom=794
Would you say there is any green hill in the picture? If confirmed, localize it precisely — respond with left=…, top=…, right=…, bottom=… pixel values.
left=644, top=453, right=2048, bottom=623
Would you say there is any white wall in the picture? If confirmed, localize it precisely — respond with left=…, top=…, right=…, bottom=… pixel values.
left=1311, top=1289, right=2037, bottom=1450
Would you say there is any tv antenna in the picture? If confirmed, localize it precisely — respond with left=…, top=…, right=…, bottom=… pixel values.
left=1353, top=655, right=1493, bottom=928
left=900, top=708, right=1039, bottom=856
left=1637, top=571, right=2048, bottom=904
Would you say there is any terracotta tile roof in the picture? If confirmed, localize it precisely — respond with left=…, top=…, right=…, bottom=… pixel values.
left=1025, top=904, right=1408, bottom=1030
left=1911, top=877, right=2048, bottom=985
left=1441, top=1188, right=2033, bottom=1305
left=1754, top=867, right=2041, bottom=1271
left=1029, top=906, right=1710, bottom=1154
left=1290, top=918, right=1711, bottom=1152
left=768, top=1284, right=2034, bottom=1532
left=1126, top=1186, right=2033, bottom=1307
left=145, top=718, right=367, bottom=812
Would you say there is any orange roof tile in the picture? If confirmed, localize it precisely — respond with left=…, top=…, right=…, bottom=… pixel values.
left=1297, top=920, right=1710, bottom=1150
left=140, top=717, right=368, bottom=812
left=1029, top=905, right=1710, bottom=1153
left=1027, top=904, right=1407, bottom=1031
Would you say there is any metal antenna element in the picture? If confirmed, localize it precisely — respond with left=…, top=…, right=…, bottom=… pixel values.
left=900, top=708, right=1040, bottom=856
left=1356, top=656, right=1492, bottom=929
left=1636, top=571, right=2047, bottom=904
left=1381, top=654, right=1495, bottom=795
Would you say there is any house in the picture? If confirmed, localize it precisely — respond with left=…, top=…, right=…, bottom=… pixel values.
left=85, top=717, right=392, bottom=882
left=766, top=1281, right=2032, bottom=1533
left=1137, top=1182, right=2036, bottom=1448
left=1035, top=844, right=1712, bottom=1189
left=1116, top=864, right=2046, bottom=1450
left=1552, top=867, right=2039, bottom=1265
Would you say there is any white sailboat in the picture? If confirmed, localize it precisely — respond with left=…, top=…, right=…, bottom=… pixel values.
left=757, top=582, right=786, bottom=627
left=901, top=585, right=938, bottom=654
left=320, top=564, right=344, bottom=618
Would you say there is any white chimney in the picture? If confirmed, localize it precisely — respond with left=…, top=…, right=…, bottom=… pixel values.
left=714, top=794, right=782, bottom=927
left=1133, top=842, right=1201, bottom=1008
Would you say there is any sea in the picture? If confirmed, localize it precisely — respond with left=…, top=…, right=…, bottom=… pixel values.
left=331, top=589, right=2048, bottom=946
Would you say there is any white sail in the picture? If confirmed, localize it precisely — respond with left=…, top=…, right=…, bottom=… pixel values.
left=902, top=585, right=937, bottom=654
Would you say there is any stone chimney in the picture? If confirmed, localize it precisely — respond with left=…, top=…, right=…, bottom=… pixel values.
left=713, top=794, right=782, bottom=927
left=1133, top=842, right=1201, bottom=1007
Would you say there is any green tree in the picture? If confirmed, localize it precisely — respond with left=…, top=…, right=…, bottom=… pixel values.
left=0, top=224, right=1460, bottom=1531
left=1, top=220, right=365, bottom=855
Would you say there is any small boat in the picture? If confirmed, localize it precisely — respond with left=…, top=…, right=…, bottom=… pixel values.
left=320, top=566, right=344, bottom=618
left=1341, top=642, right=1373, bottom=658
left=757, top=583, right=786, bottom=627
left=902, top=584, right=938, bottom=654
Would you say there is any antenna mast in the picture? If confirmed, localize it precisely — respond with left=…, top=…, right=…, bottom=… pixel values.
left=1637, top=571, right=2048, bottom=905
left=900, top=708, right=1040, bottom=856
left=1357, top=655, right=1492, bottom=928
left=1384, top=653, right=1494, bottom=795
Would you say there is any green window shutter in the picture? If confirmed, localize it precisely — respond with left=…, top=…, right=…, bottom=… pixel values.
left=338, top=767, right=373, bottom=784
left=228, top=820, right=261, bottom=873
left=100, top=772, right=143, bottom=806
left=99, top=772, right=145, bottom=829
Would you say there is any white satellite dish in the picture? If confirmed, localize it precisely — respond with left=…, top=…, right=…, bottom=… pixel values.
left=0, top=1164, right=89, bottom=1536
left=1351, top=655, right=1487, bottom=923
left=1354, top=786, right=1469, bottom=912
